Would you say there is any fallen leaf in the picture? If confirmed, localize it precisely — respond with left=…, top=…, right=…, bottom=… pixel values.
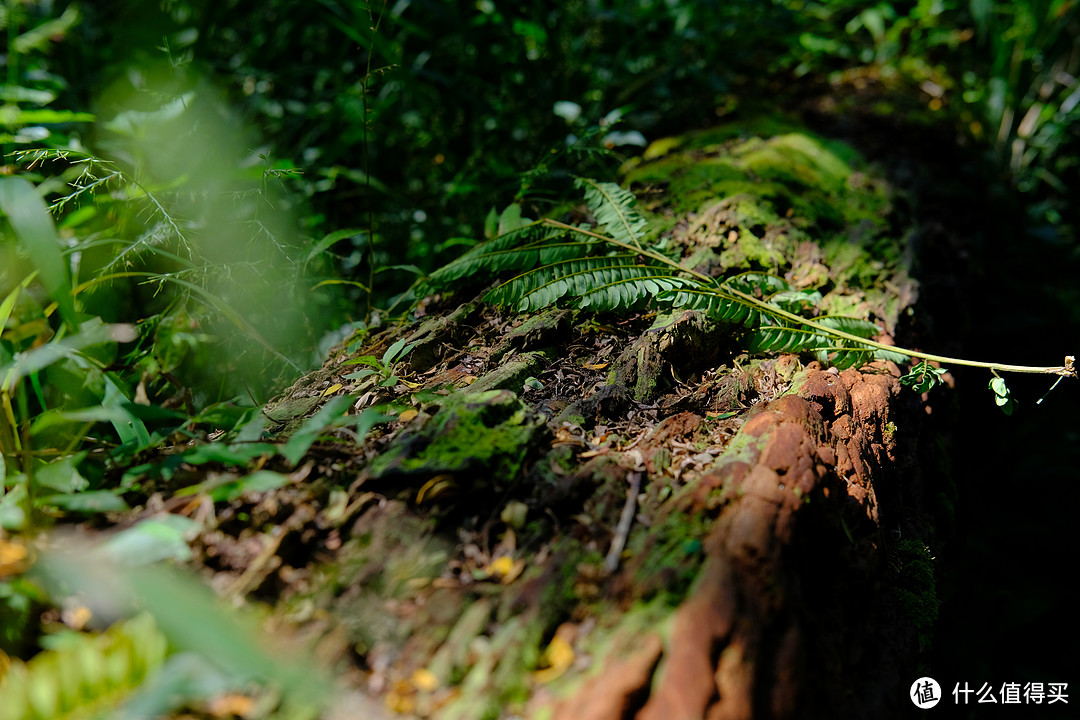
left=0, top=539, right=29, bottom=578
left=412, top=667, right=439, bottom=692
left=534, top=623, right=578, bottom=683
left=417, top=474, right=456, bottom=503
left=486, top=555, right=525, bottom=584
left=206, top=693, right=255, bottom=718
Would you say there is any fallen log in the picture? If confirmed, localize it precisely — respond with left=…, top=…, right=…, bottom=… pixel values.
left=262, top=121, right=948, bottom=719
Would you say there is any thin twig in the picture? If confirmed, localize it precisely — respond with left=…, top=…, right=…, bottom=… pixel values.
left=604, top=470, right=643, bottom=574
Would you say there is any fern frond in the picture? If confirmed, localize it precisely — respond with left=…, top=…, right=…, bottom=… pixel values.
left=485, top=256, right=691, bottom=312
left=660, top=286, right=773, bottom=326
left=575, top=177, right=649, bottom=250
left=812, top=316, right=908, bottom=365
left=0, top=613, right=167, bottom=720
left=744, top=314, right=907, bottom=368
left=747, top=324, right=826, bottom=354
left=421, top=177, right=1076, bottom=384
left=426, top=223, right=591, bottom=287
left=578, top=270, right=697, bottom=311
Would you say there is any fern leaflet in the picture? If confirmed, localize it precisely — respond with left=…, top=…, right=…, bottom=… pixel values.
left=574, top=177, right=649, bottom=251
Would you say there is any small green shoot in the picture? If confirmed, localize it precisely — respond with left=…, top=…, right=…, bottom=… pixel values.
left=342, top=336, right=416, bottom=387
left=899, top=361, right=948, bottom=393
left=280, top=396, right=394, bottom=465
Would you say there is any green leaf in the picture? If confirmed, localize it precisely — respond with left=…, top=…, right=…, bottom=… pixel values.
left=13, top=4, right=80, bottom=53
left=41, top=490, right=130, bottom=514
left=900, top=362, right=947, bottom=393
left=0, top=86, right=56, bottom=104
left=102, top=374, right=151, bottom=451
left=497, top=203, right=530, bottom=234
left=575, top=177, right=648, bottom=249
left=101, top=516, right=200, bottom=565
left=178, top=442, right=276, bottom=467
left=484, top=206, right=499, bottom=239
left=344, top=355, right=383, bottom=368
left=0, top=321, right=134, bottom=392
left=382, top=337, right=415, bottom=365
left=1, top=108, right=95, bottom=125
left=722, top=272, right=791, bottom=296
left=0, top=177, right=78, bottom=330
left=279, top=395, right=355, bottom=465
left=771, top=289, right=823, bottom=314
left=989, top=375, right=1015, bottom=414
left=33, top=455, right=89, bottom=493
left=305, top=228, right=365, bottom=263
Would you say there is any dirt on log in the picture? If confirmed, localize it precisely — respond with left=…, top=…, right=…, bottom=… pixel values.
left=253, top=121, right=949, bottom=719
left=554, top=368, right=925, bottom=720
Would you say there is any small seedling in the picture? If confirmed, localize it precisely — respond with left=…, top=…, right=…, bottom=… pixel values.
left=899, top=361, right=948, bottom=394
left=342, top=337, right=416, bottom=387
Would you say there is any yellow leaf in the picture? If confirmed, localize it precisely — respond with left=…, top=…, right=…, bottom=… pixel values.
left=206, top=693, right=255, bottom=718
left=416, top=474, right=455, bottom=503
left=0, top=539, right=29, bottom=578
left=398, top=408, right=419, bottom=422
left=533, top=627, right=576, bottom=683
left=322, top=383, right=343, bottom=397
left=583, top=362, right=608, bottom=370
left=485, top=555, right=525, bottom=584
left=411, top=667, right=439, bottom=692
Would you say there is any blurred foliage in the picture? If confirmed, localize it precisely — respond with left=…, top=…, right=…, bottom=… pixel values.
left=49, top=0, right=1077, bottom=303
left=782, top=0, right=1080, bottom=232
left=68, top=0, right=801, bottom=304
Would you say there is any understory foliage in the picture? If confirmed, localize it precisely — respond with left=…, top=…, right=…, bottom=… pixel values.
left=2, top=6, right=334, bottom=716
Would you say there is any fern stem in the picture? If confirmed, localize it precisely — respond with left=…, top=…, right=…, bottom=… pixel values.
left=724, top=285, right=1076, bottom=377
left=542, top=218, right=1076, bottom=379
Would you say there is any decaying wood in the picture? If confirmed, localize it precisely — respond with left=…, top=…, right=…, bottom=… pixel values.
left=255, top=124, right=946, bottom=719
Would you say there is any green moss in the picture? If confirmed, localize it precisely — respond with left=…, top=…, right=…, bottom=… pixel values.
left=626, top=500, right=710, bottom=603
left=623, top=122, right=917, bottom=334
left=883, top=421, right=898, bottom=440
left=718, top=226, right=784, bottom=271
left=368, top=389, right=546, bottom=484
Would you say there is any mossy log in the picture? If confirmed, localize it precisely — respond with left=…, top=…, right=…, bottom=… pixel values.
left=264, top=121, right=948, bottom=719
